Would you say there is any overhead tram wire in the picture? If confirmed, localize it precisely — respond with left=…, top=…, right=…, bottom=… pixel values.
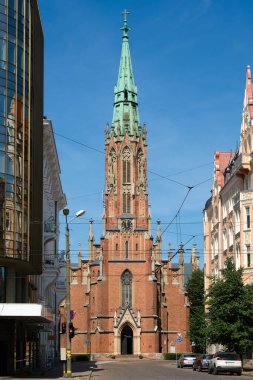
left=54, top=131, right=212, bottom=190
left=54, top=131, right=213, bottom=243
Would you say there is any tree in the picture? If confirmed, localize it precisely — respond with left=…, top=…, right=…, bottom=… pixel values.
left=186, top=268, right=206, bottom=352
left=206, top=257, right=253, bottom=354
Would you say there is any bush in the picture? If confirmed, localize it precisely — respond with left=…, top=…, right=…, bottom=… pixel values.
left=163, top=353, right=183, bottom=360
left=72, top=354, right=90, bottom=362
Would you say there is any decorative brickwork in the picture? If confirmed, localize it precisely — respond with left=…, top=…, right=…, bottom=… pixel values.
left=61, top=14, right=192, bottom=357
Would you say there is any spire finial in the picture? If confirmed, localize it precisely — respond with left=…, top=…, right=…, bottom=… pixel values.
left=121, top=9, right=130, bottom=38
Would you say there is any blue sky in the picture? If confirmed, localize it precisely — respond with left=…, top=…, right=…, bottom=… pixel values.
left=38, top=0, right=253, bottom=266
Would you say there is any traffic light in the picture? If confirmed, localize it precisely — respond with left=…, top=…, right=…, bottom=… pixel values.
left=62, top=322, right=66, bottom=334
left=69, top=322, right=75, bottom=339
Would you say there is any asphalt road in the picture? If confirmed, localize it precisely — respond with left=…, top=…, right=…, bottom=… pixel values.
left=90, top=360, right=251, bottom=380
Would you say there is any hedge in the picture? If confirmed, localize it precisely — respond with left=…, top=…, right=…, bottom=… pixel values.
left=163, top=353, right=183, bottom=360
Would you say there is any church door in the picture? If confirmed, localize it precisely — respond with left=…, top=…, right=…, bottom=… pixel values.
left=121, top=325, right=133, bottom=355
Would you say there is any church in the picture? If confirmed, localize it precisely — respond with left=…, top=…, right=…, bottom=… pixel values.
left=61, top=13, right=198, bottom=357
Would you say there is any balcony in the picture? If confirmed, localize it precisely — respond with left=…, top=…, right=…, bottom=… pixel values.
left=240, top=189, right=253, bottom=203
left=233, top=153, right=251, bottom=175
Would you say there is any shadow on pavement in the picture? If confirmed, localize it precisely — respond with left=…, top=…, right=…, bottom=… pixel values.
left=7, top=361, right=101, bottom=379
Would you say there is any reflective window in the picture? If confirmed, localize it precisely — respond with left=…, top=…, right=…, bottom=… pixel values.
left=0, top=149, right=5, bottom=172
left=0, top=5, right=7, bottom=14
left=0, top=13, right=6, bottom=23
left=0, top=38, right=6, bottom=61
left=17, top=46, right=23, bottom=69
left=6, top=155, right=14, bottom=175
left=0, top=94, right=5, bottom=115
left=18, top=0, right=23, bottom=15
left=0, top=21, right=7, bottom=32
left=9, top=0, right=15, bottom=10
left=8, top=42, right=15, bottom=65
left=8, top=25, right=15, bottom=36
left=0, top=85, right=5, bottom=95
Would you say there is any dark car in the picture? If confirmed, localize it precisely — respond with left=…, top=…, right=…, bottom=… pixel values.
left=193, top=354, right=213, bottom=371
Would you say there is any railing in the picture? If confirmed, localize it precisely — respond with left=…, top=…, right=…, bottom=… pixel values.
left=240, top=189, right=253, bottom=202
left=232, top=153, right=251, bottom=175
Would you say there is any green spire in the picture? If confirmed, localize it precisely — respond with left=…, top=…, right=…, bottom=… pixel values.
left=112, top=10, right=140, bottom=135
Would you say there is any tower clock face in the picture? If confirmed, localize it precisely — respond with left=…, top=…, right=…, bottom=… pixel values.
left=121, top=219, right=133, bottom=232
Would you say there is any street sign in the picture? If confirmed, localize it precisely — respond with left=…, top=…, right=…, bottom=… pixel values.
left=85, top=339, right=90, bottom=344
left=177, top=333, right=183, bottom=343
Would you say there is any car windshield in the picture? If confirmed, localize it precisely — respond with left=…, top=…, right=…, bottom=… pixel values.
left=184, top=354, right=196, bottom=358
left=217, top=353, right=240, bottom=360
left=203, top=355, right=213, bottom=359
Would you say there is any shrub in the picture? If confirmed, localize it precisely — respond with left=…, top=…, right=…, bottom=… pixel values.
left=163, top=353, right=183, bottom=360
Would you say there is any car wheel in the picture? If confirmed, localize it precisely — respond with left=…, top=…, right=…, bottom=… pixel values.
left=237, top=371, right=242, bottom=376
left=213, top=366, right=218, bottom=375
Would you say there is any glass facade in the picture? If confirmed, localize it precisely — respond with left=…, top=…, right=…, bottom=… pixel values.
left=0, top=0, right=30, bottom=260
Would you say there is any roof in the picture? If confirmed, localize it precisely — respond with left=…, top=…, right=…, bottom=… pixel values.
left=214, top=151, right=232, bottom=188
left=112, top=14, right=140, bottom=135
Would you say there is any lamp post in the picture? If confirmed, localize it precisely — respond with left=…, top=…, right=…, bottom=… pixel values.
left=63, top=208, right=85, bottom=378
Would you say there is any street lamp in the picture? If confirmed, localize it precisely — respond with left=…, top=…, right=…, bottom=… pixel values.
left=63, top=208, right=85, bottom=378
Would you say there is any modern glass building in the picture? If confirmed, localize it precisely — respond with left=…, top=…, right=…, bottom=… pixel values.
left=0, top=0, right=44, bottom=374
left=0, top=0, right=43, bottom=272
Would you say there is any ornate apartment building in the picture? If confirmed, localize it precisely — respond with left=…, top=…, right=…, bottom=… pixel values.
left=204, top=66, right=253, bottom=290
left=60, top=15, right=196, bottom=357
left=39, top=118, right=66, bottom=367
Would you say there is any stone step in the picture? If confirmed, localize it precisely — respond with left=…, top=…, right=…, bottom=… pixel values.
left=115, top=355, right=140, bottom=360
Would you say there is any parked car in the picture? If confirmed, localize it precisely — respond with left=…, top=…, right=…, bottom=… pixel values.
left=177, top=353, right=197, bottom=368
left=192, top=354, right=213, bottom=371
left=208, top=351, right=242, bottom=376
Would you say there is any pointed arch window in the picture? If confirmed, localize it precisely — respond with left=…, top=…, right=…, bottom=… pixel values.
left=121, top=269, right=132, bottom=307
left=125, top=241, right=129, bottom=259
left=122, top=147, right=131, bottom=184
left=123, top=192, right=131, bottom=213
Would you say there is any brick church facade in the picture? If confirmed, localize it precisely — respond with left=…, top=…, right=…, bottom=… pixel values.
left=61, top=14, right=196, bottom=357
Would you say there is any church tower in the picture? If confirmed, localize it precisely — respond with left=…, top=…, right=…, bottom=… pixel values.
left=66, top=12, right=190, bottom=358
left=104, top=10, right=149, bottom=254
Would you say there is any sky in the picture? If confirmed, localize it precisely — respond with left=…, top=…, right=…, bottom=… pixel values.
left=38, top=0, right=253, bottom=266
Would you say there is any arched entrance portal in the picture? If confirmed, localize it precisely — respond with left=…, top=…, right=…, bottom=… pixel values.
left=121, top=325, right=133, bottom=355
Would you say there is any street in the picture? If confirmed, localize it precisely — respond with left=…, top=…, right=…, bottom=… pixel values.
left=1, top=360, right=252, bottom=380
left=89, top=360, right=251, bottom=380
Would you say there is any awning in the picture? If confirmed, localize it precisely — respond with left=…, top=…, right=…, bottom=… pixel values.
left=0, top=303, right=54, bottom=323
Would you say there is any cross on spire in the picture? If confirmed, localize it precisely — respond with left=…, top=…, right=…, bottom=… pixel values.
left=122, top=9, right=130, bottom=22
left=121, top=9, right=130, bottom=38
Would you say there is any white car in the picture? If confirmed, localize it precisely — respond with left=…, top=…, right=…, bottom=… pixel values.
left=177, top=353, right=196, bottom=368
left=208, top=351, right=242, bottom=376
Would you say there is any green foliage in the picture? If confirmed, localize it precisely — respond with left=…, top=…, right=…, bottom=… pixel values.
left=206, top=257, right=253, bottom=354
left=186, top=268, right=206, bottom=352
left=163, top=352, right=183, bottom=360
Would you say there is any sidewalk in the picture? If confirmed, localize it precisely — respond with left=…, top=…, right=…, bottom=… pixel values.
left=0, top=361, right=94, bottom=380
